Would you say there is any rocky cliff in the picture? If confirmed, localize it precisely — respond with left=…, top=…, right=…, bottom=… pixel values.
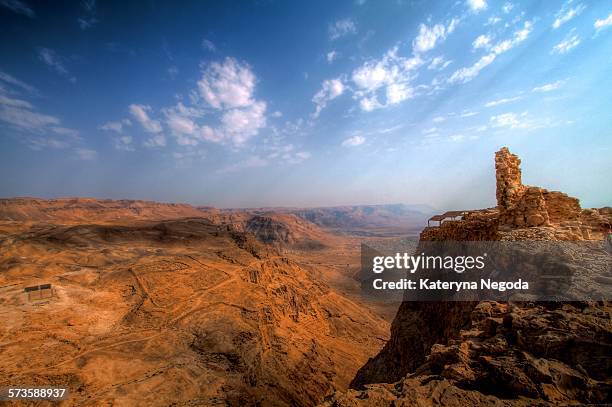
left=325, top=147, right=611, bottom=406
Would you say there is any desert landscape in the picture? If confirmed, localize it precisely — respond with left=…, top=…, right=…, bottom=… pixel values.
left=2, top=1, right=612, bottom=405
left=0, top=148, right=610, bottom=406
left=0, top=198, right=430, bottom=405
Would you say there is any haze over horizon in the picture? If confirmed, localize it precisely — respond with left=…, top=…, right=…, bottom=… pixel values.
left=1, top=0, right=611, bottom=209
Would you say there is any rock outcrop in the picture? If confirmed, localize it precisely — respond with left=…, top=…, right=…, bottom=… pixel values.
left=326, top=147, right=611, bottom=406
left=495, top=148, right=582, bottom=228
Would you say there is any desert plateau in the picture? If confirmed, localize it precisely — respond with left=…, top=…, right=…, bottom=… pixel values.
left=1, top=1, right=611, bottom=405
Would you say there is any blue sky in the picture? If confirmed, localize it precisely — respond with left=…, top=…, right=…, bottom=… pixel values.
left=0, top=0, right=611, bottom=209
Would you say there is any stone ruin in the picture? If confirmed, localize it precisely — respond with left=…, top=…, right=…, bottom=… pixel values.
left=495, top=147, right=582, bottom=228
left=421, top=147, right=610, bottom=241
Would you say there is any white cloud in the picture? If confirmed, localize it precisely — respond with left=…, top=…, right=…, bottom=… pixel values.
left=327, top=50, right=339, bottom=63
left=502, top=2, right=513, bottom=13
left=432, top=116, right=446, bottom=123
left=0, top=0, right=34, bottom=17
left=0, top=72, right=84, bottom=152
left=201, top=38, right=216, bottom=51
left=428, top=56, right=452, bottom=70
left=472, top=34, right=492, bottom=50
left=487, top=16, right=502, bottom=25
left=490, top=112, right=523, bottom=128
left=118, top=57, right=269, bottom=150
left=271, top=111, right=282, bottom=118
left=100, top=119, right=130, bottom=133
left=312, top=78, right=344, bottom=118
left=329, top=18, right=357, bottom=40
left=359, top=96, right=383, bottom=112
left=198, top=57, right=256, bottom=109
left=341, top=135, right=365, bottom=147
left=351, top=48, right=421, bottom=110
left=484, top=95, right=522, bottom=107
left=38, top=48, right=75, bottom=82
left=489, top=111, right=549, bottom=130
left=448, top=53, right=496, bottom=83
left=412, top=19, right=458, bottom=54
left=75, top=148, right=97, bottom=160
left=167, top=66, right=179, bottom=79
left=386, top=82, right=413, bottom=105
left=129, top=104, right=163, bottom=133
left=467, top=0, right=487, bottom=13
left=284, top=151, right=311, bottom=164
left=0, top=71, right=37, bottom=94
left=449, top=21, right=532, bottom=83
left=532, top=80, right=564, bottom=92
left=113, top=135, right=134, bottom=151
left=0, top=94, right=32, bottom=108
left=553, top=2, right=586, bottom=29
left=143, top=134, right=166, bottom=148
left=552, top=33, right=580, bottom=54
left=221, top=101, right=267, bottom=145
left=0, top=105, right=59, bottom=130
left=594, top=13, right=612, bottom=32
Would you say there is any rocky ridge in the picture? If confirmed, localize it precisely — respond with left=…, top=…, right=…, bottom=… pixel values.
left=324, top=147, right=611, bottom=406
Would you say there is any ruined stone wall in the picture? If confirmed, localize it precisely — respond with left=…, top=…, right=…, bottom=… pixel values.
left=495, top=147, right=583, bottom=228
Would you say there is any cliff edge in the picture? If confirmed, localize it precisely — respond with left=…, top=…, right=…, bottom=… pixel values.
left=325, top=147, right=611, bottom=406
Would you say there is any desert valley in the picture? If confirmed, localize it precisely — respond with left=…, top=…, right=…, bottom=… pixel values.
left=0, top=148, right=610, bottom=406
left=0, top=196, right=429, bottom=405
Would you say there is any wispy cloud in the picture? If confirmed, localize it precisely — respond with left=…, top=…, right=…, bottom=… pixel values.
left=484, top=95, right=522, bottom=107
left=0, top=71, right=37, bottom=94
left=312, top=78, right=344, bottom=118
left=489, top=111, right=551, bottom=131
left=38, top=48, right=76, bottom=82
left=532, top=80, right=564, bottom=92
left=143, top=134, right=166, bottom=148
left=129, top=104, right=163, bottom=133
left=100, top=119, right=131, bottom=133
left=326, top=50, right=339, bottom=63
left=472, top=34, right=492, bottom=50
left=594, top=13, right=612, bottom=32
left=75, top=148, right=97, bottom=160
left=552, top=32, right=580, bottom=54
left=0, top=73, right=83, bottom=151
left=201, top=38, right=216, bottom=52
left=329, top=18, right=357, bottom=40
left=217, top=155, right=268, bottom=174
left=449, top=21, right=532, bottom=83
left=428, top=56, right=452, bottom=70
left=0, top=0, right=34, bottom=18
left=78, top=0, right=98, bottom=30
left=341, top=135, right=365, bottom=147
left=412, top=19, right=458, bottom=54
left=552, top=1, right=586, bottom=29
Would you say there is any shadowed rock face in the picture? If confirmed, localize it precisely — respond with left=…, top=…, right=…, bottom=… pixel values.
left=245, top=214, right=332, bottom=250
left=328, top=148, right=611, bottom=406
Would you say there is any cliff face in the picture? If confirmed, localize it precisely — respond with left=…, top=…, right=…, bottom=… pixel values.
left=329, top=148, right=612, bottom=406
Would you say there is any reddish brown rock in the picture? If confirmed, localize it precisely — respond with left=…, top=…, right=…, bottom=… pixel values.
left=331, top=148, right=611, bottom=406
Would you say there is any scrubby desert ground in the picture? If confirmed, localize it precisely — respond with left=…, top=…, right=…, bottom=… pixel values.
left=0, top=199, right=422, bottom=405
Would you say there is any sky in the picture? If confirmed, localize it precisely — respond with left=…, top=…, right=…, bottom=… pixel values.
left=0, top=0, right=611, bottom=210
